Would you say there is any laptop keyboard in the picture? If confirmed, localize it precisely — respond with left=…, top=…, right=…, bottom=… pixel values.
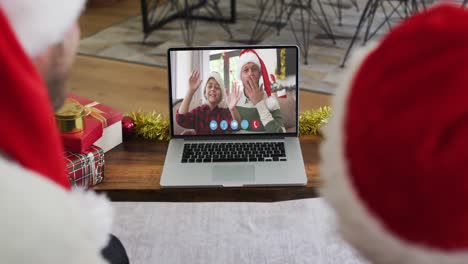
left=181, top=142, right=287, bottom=163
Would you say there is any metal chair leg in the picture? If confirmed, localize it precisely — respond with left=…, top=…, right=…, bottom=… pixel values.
left=338, top=0, right=343, bottom=26
left=202, top=0, right=233, bottom=39
left=367, top=0, right=404, bottom=40
left=350, top=0, right=360, bottom=11
left=289, top=0, right=314, bottom=64
left=340, top=0, right=375, bottom=67
left=316, top=0, right=336, bottom=44
left=363, top=0, right=379, bottom=44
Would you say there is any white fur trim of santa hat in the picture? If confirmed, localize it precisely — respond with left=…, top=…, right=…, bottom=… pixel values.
left=321, top=42, right=468, bottom=264
left=320, top=4, right=468, bottom=263
left=0, top=156, right=113, bottom=264
left=0, top=0, right=86, bottom=58
left=265, top=96, right=280, bottom=111
left=237, top=51, right=261, bottom=80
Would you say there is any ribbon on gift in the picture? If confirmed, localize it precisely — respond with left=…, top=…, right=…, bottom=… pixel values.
left=68, top=98, right=108, bottom=128
left=64, top=151, right=96, bottom=189
left=68, top=151, right=99, bottom=189
left=65, top=145, right=105, bottom=189
left=86, top=151, right=98, bottom=186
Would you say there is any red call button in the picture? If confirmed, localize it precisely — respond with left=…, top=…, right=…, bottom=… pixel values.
left=252, top=120, right=260, bottom=129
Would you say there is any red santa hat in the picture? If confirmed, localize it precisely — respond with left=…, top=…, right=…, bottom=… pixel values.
left=321, top=3, right=468, bottom=264
left=0, top=0, right=85, bottom=189
left=0, top=2, right=113, bottom=264
left=237, top=49, right=280, bottom=111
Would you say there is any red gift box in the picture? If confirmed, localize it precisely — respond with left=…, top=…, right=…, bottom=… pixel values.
left=68, top=93, right=122, bottom=126
left=61, top=93, right=123, bottom=153
left=65, top=145, right=104, bottom=188
left=61, top=113, right=102, bottom=153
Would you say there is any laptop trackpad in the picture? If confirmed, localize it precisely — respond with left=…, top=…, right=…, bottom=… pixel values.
left=212, top=165, right=255, bottom=186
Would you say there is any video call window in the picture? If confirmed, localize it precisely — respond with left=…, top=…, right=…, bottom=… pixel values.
left=170, top=47, right=298, bottom=136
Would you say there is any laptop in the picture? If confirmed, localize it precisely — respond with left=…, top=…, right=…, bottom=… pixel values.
left=161, top=45, right=307, bottom=187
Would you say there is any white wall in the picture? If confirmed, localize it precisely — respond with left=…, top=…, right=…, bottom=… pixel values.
left=172, top=50, right=192, bottom=100
left=255, top=49, right=277, bottom=82
left=172, top=50, right=212, bottom=104
left=201, top=50, right=211, bottom=88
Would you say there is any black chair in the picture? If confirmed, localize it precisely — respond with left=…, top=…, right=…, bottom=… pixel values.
left=140, top=0, right=236, bottom=45
left=248, top=0, right=292, bottom=44
left=340, top=0, right=425, bottom=67
left=329, top=0, right=360, bottom=26
left=287, top=0, right=336, bottom=64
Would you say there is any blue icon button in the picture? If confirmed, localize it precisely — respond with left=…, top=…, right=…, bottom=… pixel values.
left=230, top=120, right=239, bottom=130
left=220, top=120, right=228, bottom=130
left=210, top=120, right=218, bottom=131
left=241, top=119, right=249, bottom=130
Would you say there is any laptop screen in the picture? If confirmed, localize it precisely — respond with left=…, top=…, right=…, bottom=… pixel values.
left=168, top=46, right=298, bottom=137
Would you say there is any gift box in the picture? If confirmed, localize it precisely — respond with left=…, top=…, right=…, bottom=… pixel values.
left=65, top=145, right=105, bottom=188
left=59, top=93, right=123, bottom=153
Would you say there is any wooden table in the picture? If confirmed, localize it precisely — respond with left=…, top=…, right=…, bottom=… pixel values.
left=94, top=136, right=322, bottom=202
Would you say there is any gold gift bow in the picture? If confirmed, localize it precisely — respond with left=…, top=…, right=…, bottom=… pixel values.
left=68, top=98, right=108, bottom=128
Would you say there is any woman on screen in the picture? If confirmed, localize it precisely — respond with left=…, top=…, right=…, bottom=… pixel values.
left=176, top=70, right=241, bottom=135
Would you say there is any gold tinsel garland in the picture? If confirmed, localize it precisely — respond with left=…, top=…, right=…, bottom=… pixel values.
left=128, top=106, right=331, bottom=141
left=129, top=111, right=170, bottom=141
left=298, top=106, right=332, bottom=136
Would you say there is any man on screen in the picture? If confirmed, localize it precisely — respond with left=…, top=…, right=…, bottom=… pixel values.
left=234, top=49, right=285, bottom=133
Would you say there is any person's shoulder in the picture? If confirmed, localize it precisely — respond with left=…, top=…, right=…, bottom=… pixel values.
left=0, top=155, right=112, bottom=264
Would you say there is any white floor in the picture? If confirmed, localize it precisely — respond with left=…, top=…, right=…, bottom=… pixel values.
left=112, top=198, right=368, bottom=264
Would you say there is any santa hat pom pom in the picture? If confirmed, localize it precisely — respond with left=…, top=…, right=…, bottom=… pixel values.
left=265, top=96, right=280, bottom=111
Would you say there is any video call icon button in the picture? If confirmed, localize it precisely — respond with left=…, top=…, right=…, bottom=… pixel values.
left=230, top=120, right=239, bottom=130
left=241, top=119, right=249, bottom=130
left=220, top=120, right=228, bottom=130
left=210, top=120, right=218, bottom=131
left=252, top=120, right=260, bottom=129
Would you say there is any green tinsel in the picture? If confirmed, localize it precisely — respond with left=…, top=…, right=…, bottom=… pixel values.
left=298, top=106, right=332, bottom=136
left=129, top=111, right=170, bottom=141
left=128, top=106, right=331, bottom=141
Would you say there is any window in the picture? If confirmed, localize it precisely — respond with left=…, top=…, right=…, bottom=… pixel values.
left=209, top=50, right=241, bottom=90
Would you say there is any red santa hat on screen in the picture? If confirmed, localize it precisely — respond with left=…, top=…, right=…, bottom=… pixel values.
left=321, top=3, right=468, bottom=264
left=0, top=2, right=113, bottom=264
left=237, top=49, right=280, bottom=111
